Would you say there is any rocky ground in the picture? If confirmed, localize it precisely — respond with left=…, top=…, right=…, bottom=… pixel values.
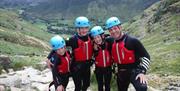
left=0, top=66, right=180, bottom=91
left=0, top=66, right=91, bottom=91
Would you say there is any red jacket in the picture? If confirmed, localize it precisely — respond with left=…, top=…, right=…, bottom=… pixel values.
left=95, top=47, right=112, bottom=67
left=57, top=52, right=71, bottom=74
left=112, top=41, right=135, bottom=64
left=74, top=37, right=93, bottom=61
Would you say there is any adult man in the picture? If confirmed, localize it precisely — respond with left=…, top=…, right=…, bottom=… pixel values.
left=106, top=17, right=150, bottom=91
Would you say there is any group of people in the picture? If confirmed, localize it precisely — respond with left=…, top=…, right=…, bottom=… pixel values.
left=46, top=16, right=151, bottom=91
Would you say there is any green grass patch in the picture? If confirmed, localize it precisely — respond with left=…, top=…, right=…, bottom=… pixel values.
left=10, top=56, right=44, bottom=71
left=0, top=40, right=44, bottom=56
left=15, top=20, right=53, bottom=42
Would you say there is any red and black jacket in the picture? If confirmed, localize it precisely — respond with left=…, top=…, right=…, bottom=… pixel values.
left=94, top=43, right=112, bottom=68
left=73, top=36, right=93, bottom=61
left=56, top=52, right=71, bottom=74
left=52, top=51, right=71, bottom=86
left=112, top=36, right=135, bottom=64
left=48, top=34, right=93, bottom=62
left=66, top=34, right=93, bottom=62
left=111, top=34, right=150, bottom=73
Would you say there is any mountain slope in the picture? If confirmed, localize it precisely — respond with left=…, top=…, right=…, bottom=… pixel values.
left=23, top=0, right=159, bottom=22
left=0, top=9, right=52, bottom=56
left=123, top=0, right=180, bottom=75
left=0, top=8, right=56, bottom=72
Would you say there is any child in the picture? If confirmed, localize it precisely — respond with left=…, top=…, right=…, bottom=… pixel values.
left=90, top=26, right=113, bottom=91
left=49, top=35, right=71, bottom=91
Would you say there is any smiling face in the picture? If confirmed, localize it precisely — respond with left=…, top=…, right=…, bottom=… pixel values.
left=108, top=25, right=122, bottom=39
left=77, top=27, right=89, bottom=36
left=93, top=35, right=103, bottom=45
left=56, top=47, right=66, bottom=56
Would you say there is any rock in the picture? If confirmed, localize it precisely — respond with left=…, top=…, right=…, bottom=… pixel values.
left=166, top=82, right=180, bottom=91
left=1, top=69, right=7, bottom=74
left=66, top=78, right=75, bottom=91
left=35, top=61, right=47, bottom=71
left=0, top=74, right=21, bottom=87
left=8, top=69, right=14, bottom=73
left=128, top=84, right=135, bottom=91
left=0, top=74, right=8, bottom=78
left=0, top=85, right=5, bottom=91
left=148, top=86, right=160, bottom=91
left=176, top=36, right=180, bottom=41
left=0, top=56, right=11, bottom=73
left=168, top=2, right=180, bottom=13
left=0, top=67, right=90, bottom=91
left=10, top=86, right=22, bottom=91
left=49, top=84, right=56, bottom=91
left=21, top=74, right=31, bottom=85
left=8, top=72, right=16, bottom=76
left=31, top=82, right=49, bottom=91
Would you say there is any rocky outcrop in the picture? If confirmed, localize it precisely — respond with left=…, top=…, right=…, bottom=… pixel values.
left=0, top=67, right=52, bottom=91
left=0, top=56, right=11, bottom=73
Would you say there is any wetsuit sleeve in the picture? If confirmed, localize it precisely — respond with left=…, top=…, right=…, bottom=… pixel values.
left=65, top=37, right=71, bottom=47
left=52, top=54, right=62, bottom=87
left=134, top=38, right=150, bottom=74
left=65, top=36, right=78, bottom=49
left=105, top=37, right=114, bottom=55
left=47, top=50, right=55, bottom=59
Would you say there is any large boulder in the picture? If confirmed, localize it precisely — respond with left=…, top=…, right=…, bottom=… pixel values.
left=0, top=56, right=11, bottom=73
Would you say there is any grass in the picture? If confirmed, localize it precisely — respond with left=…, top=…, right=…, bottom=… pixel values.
left=15, top=20, right=53, bottom=42
left=0, top=39, right=44, bottom=56
left=0, top=9, right=69, bottom=74
left=0, top=8, right=53, bottom=43
left=121, top=0, right=180, bottom=77
left=10, top=56, right=45, bottom=71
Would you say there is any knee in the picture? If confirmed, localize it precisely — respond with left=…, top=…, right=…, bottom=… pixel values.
left=135, top=84, right=147, bottom=91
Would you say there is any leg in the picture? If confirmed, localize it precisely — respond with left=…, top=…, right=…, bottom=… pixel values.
left=130, top=70, right=147, bottom=91
left=72, top=71, right=82, bottom=91
left=62, top=74, right=69, bottom=89
left=95, top=68, right=104, bottom=91
left=104, top=68, right=112, bottom=91
left=82, top=67, right=91, bottom=91
left=117, top=70, right=131, bottom=91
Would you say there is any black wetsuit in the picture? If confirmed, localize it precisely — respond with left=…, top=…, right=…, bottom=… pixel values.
left=113, top=34, right=150, bottom=91
left=93, top=37, right=114, bottom=91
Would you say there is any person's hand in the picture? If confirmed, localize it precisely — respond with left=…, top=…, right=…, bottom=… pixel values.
left=57, top=85, right=64, bottom=91
left=136, top=73, right=147, bottom=84
left=46, top=59, right=54, bottom=69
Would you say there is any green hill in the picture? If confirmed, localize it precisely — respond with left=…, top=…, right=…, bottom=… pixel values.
left=123, top=0, right=180, bottom=75
left=0, top=9, right=53, bottom=71
left=19, top=0, right=159, bottom=22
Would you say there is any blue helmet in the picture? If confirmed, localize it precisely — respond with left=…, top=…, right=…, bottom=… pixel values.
left=105, top=17, right=121, bottom=29
left=75, top=16, right=90, bottom=27
left=90, top=26, right=104, bottom=37
left=50, top=35, right=65, bottom=50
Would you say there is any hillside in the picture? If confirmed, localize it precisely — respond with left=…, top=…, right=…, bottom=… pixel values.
left=0, top=0, right=179, bottom=90
left=1, top=0, right=159, bottom=22
left=0, top=9, right=53, bottom=71
left=121, top=0, right=180, bottom=89
left=123, top=0, right=180, bottom=75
